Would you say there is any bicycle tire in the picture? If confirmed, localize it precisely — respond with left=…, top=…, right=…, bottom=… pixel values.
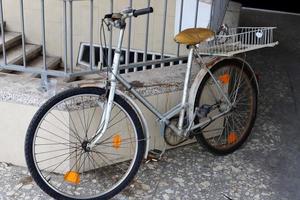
left=25, top=87, right=145, bottom=200
left=194, top=60, right=258, bottom=155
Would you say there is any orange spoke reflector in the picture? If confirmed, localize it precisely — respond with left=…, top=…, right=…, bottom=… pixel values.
left=219, top=74, right=230, bottom=84
left=227, top=132, right=238, bottom=144
left=64, top=171, right=80, bottom=184
left=112, top=134, right=122, bottom=149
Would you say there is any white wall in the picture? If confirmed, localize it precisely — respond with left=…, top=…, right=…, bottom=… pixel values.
left=174, top=0, right=212, bottom=35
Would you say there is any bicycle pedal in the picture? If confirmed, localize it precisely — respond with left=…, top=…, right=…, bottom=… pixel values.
left=146, top=149, right=163, bottom=162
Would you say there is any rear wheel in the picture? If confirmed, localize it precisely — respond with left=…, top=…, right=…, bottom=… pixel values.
left=194, top=61, right=257, bottom=155
left=25, top=87, right=145, bottom=199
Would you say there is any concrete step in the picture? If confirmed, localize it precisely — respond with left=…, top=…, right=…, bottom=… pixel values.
left=77, top=67, right=106, bottom=81
left=0, top=43, right=41, bottom=65
left=19, top=55, right=62, bottom=78
left=0, top=32, right=22, bottom=53
left=55, top=68, right=79, bottom=83
left=27, top=55, right=61, bottom=69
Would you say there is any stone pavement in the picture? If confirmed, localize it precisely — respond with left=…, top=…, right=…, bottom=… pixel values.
left=0, top=8, right=300, bottom=200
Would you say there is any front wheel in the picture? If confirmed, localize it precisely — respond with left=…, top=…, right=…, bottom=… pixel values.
left=194, top=60, right=258, bottom=155
left=25, top=87, right=145, bottom=199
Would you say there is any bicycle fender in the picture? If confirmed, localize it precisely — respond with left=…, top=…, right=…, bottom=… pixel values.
left=188, top=56, right=259, bottom=123
left=115, top=90, right=150, bottom=159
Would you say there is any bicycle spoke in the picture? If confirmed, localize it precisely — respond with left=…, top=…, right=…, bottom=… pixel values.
left=57, top=150, right=85, bottom=190
left=85, top=106, right=98, bottom=139
left=42, top=149, right=80, bottom=178
left=36, top=146, right=79, bottom=155
left=37, top=148, right=79, bottom=164
left=62, top=101, right=84, bottom=143
left=92, top=149, right=126, bottom=156
left=27, top=89, right=143, bottom=199
left=40, top=120, right=80, bottom=145
left=39, top=127, right=78, bottom=145
left=48, top=112, right=83, bottom=143
left=36, top=136, right=77, bottom=148
left=92, top=151, right=128, bottom=174
left=203, top=127, right=224, bottom=133
left=73, top=98, right=88, bottom=139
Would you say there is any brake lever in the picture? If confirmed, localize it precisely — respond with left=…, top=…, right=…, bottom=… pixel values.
left=102, top=18, right=112, bottom=31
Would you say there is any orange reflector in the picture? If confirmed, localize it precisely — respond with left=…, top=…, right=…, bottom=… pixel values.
left=64, top=171, right=80, bottom=184
left=227, top=132, right=238, bottom=144
left=112, top=134, right=122, bottom=149
left=219, top=74, right=230, bottom=84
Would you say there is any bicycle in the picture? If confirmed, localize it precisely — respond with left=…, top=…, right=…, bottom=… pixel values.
left=24, top=6, right=277, bottom=200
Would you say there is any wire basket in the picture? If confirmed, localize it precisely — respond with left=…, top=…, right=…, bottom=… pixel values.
left=197, top=27, right=279, bottom=56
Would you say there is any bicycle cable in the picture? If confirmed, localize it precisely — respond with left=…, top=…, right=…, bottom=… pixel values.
left=99, top=18, right=111, bottom=95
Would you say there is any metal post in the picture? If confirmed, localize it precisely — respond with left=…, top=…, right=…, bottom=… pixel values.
left=108, top=0, right=113, bottom=67
left=143, top=0, right=151, bottom=70
left=126, top=0, right=132, bottom=72
left=63, top=0, right=68, bottom=73
left=20, top=0, right=26, bottom=67
left=194, top=0, right=199, bottom=28
left=41, top=0, right=47, bottom=71
left=161, top=0, right=168, bottom=67
left=89, top=0, right=94, bottom=70
left=69, top=0, right=74, bottom=73
left=177, top=0, right=184, bottom=56
left=0, top=0, right=7, bottom=65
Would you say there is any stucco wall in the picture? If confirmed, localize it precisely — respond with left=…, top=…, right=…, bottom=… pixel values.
left=2, top=0, right=240, bottom=66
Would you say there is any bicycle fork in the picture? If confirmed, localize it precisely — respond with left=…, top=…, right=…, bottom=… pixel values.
left=88, top=28, right=125, bottom=149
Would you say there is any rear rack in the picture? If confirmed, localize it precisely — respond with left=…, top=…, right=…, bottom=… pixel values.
left=197, top=27, right=279, bottom=56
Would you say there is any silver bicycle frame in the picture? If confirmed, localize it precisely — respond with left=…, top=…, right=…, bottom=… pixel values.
left=89, top=28, right=125, bottom=148
left=89, top=18, right=231, bottom=148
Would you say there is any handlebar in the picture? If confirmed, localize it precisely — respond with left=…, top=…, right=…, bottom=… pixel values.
left=104, top=7, right=153, bottom=20
left=132, top=7, right=153, bottom=17
left=103, top=7, right=153, bottom=29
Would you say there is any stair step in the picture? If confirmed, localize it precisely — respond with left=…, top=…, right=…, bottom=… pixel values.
left=22, top=56, right=61, bottom=77
left=0, top=44, right=41, bottom=65
left=0, top=32, right=22, bottom=53
left=27, top=56, right=61, bottom=69
left=55, top=69, right=78, bottom=83
left=78, top=72, right=107, bottom=81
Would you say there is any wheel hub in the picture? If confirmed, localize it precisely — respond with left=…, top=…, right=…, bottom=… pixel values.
left=81, top=141, right=91, bottom=152
left=219, top=102, right=230, bottom=112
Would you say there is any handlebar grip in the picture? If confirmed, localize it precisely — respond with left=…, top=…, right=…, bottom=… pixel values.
left=133, top=7, right=153, bottom=17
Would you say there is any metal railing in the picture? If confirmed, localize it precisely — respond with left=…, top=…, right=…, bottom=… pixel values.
left=0, top=0, right=227, bottom=87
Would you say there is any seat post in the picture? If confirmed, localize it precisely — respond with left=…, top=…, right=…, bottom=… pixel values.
left=178, top=46, right=194, bottom=133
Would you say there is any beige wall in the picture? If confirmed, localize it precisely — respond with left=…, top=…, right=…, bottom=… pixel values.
left=0, top=89, right=190, bottom=167
left=3, top=0, right=186, bottom=64
left=2, top=0, right=239, bottom=66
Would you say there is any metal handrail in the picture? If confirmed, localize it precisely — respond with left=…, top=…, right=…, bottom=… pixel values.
left=0, top=0, right=226, bottom=88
